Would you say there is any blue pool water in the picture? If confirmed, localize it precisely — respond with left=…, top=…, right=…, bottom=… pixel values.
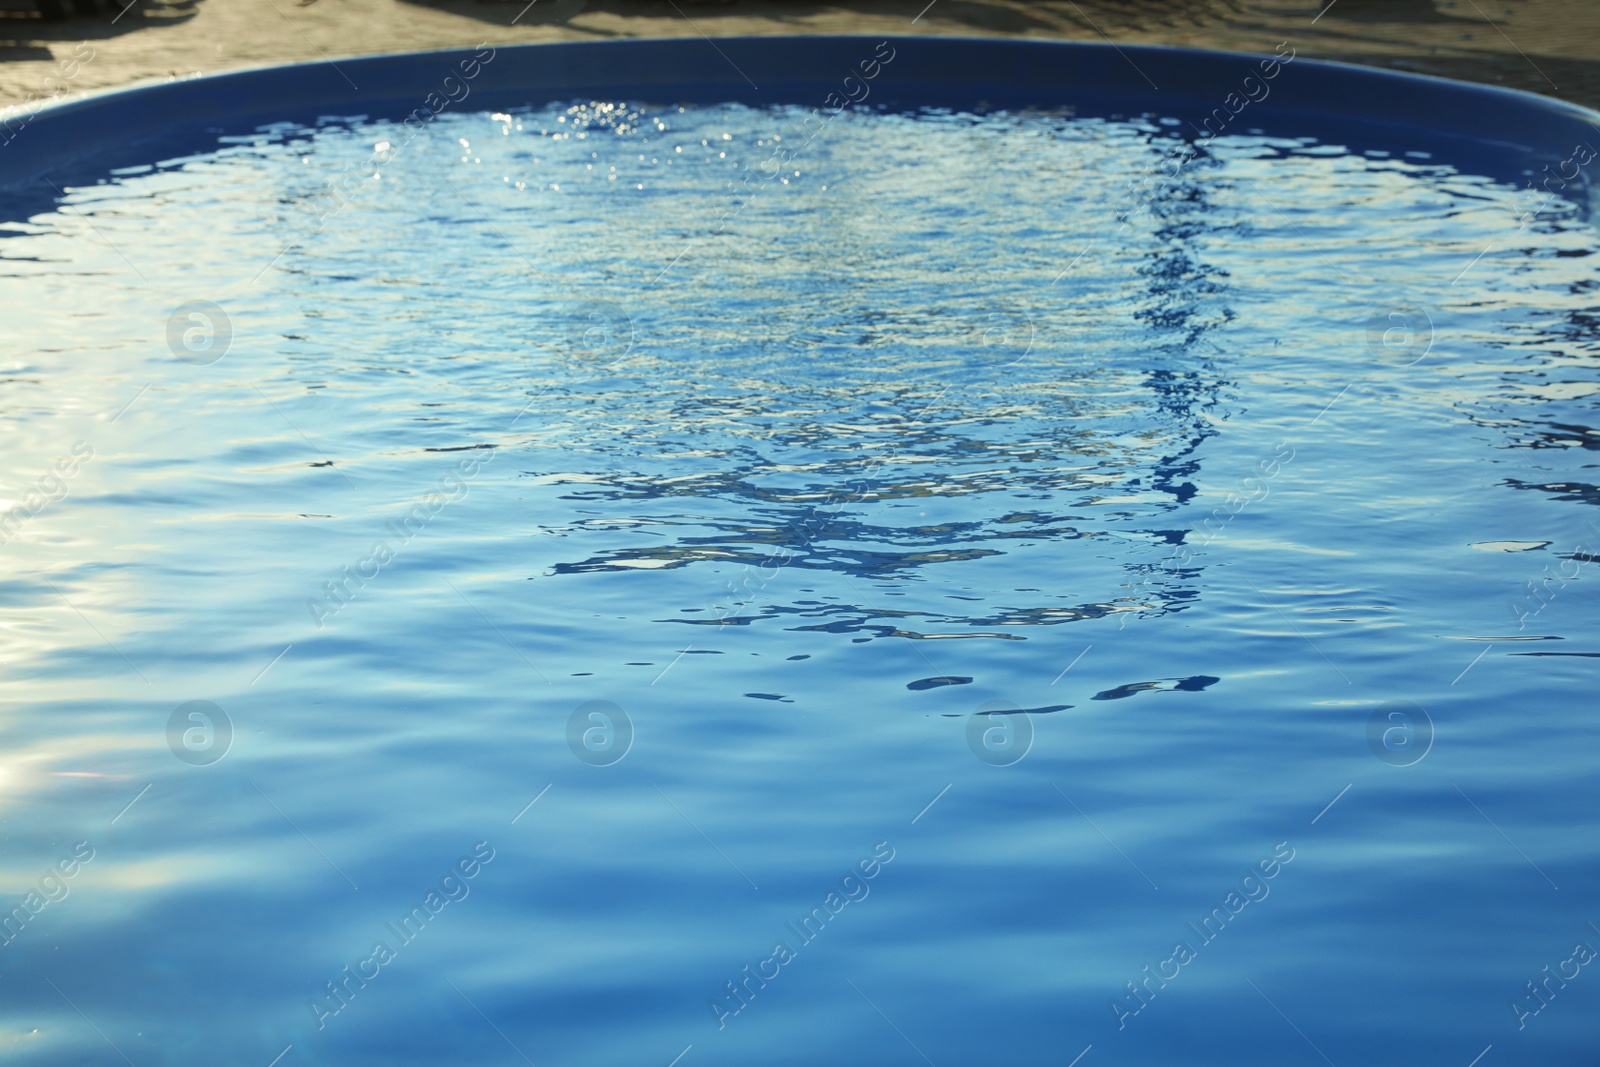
left=1, top=95, right=1598, bottom=1065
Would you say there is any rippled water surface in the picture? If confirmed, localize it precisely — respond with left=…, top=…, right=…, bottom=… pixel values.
left=1, top=97, right=1598, bottom=1065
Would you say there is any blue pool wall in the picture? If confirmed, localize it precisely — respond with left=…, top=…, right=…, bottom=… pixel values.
left=2, top=36, right=1599, bottom=211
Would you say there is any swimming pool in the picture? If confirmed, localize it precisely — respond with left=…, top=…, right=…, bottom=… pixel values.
left=1, top=36, right=1598, bottom=1066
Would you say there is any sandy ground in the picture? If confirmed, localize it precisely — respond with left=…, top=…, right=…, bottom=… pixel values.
left=0, top=0, right=1596, bottom=113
